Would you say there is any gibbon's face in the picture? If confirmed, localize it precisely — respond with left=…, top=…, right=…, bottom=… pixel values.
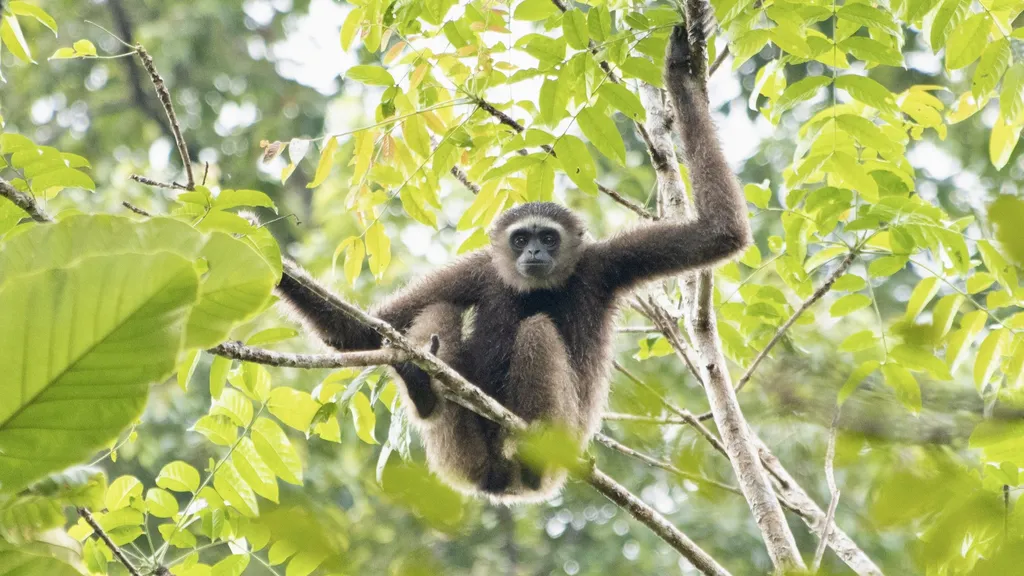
left=510, top=221, right=562, bottom=278
left=490, top=203, right=586, bottom=292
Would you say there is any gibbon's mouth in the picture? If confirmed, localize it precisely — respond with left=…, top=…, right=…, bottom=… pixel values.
left=518, top=260, right=553, bottom=277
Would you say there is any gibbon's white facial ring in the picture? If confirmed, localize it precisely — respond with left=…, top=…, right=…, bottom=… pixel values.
left=507, top=217, right=565, bottom=278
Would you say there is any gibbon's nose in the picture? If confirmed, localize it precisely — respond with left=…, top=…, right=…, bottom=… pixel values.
left=527, top=248, right=542, bottom=257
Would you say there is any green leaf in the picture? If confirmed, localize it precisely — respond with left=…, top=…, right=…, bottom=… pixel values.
left=931, top=294, right=964, bottom=341
left=177, top=349, right=200, bottom=392
left=597, top=83, right=646, bottom=122
left=770, top=22, right=811, bottom=58
left=350, top=392, right=378, bottom=445
left=830, top=293, right=872, bottom=317
left=156, top=461, right=200, bottom=493
left=881, top=363, right=921, bottom=413
left=891, top=344, right=953, bottom=380
left=975, top=329, right=1008, bottom=391
left=233, top=438, right=278, bottom=503
left=30, top=167, right=95, bottom=193
left=212, top=555, right=250, bottom=576
left=105, top=476, right=143, bottom=511
left=514, top=0, right=559, bottom=22
left=0, top=252, right=198, bottom=494
left=945, top=13, right=991, bottom=70
left=947, top=310, right=987, bottom=370
left=246, top=327, right=298, bottom=346
left=839, top=360, right=879, bottom=404
left=562, top=10, right=589, bottom=50
left=213, top=189, right=277, bottom=212
left=619, top=57, right=663, bottom=88
left=145, top=488, right=179, bottom=518
left=307, top=137, right=338, bottom=188
left=554, top=135, right=597, bottom=195
left=192, top=415, right=238, bottom=446
left=744, top=182, right=771, bottom=208
left=0, top=539, right=84, bottom=576
left=1, top=15, right=34, bottom=63
left=346, top=65, right=395, bottom=86
left=71, top=39, right=96, bottom=57
left=578, top=106, right=625, bottom=164
left=403, top=115, right=431, bottom=159
left=868, top=255, right=908, bottom=277
left=213, top=461, right=258, bottom=517
left=772, top=76, right=832, bottom=118
left=268, top=388, right=321, bottom=432
left=251, top=418, right=303, bottom=485
left=839, top=330, right=878, bottom=353
left=832, top=274, right=867, bottom=292
left=836, top=3, right=901, bottom=37
left=209, top=355, right=231, bottom=399
left=930, top=0, right=969, bottom=51
left=840, top=36, right=903, bottom=67
left=989, top=113, right=1022, bottom=169
left=1001, top=63, right=1024, bottom=124
left=211, top=388, right=254, bottom=427
left=365, top=221, right=391, bottom=279
left=9, top=2, right=57, bottom=34
left=969, top=420, right=1024, bottom=464
left=972, top=38, right=1010, bottom=98
left=835, top=75, right=898, bottom=114
left=989, top=195, right=1024, bottom=266
left=526, top=159, right=555, bottom=202
left=905, top=277, right=940, bottom=321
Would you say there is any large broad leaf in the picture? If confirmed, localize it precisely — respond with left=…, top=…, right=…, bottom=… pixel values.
left=0, top=536, right=84, bottom=576
left=0, top=252, right=199, bottom=493
left=0, top=214, right=275, bottom=349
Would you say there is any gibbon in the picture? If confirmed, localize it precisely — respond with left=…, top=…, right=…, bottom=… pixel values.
left=275, top=23, right=750, bottom=503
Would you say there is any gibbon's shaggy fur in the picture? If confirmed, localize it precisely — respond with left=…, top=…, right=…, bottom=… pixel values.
left=275, top=24, right=751, bottom=503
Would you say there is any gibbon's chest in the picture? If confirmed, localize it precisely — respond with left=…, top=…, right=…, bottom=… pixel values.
left=467, top=278, right=614, bottom=379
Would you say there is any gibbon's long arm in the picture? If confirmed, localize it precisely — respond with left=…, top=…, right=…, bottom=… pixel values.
left=588, top=26, right=752, bottom=293
left=275, top=252, right=490, bottom=352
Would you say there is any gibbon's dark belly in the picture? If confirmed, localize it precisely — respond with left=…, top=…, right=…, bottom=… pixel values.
left=459, top=278, right=613, bottom=401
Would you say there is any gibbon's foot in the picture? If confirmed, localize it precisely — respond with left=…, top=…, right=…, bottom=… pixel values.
left=393, top=362, right=439, bottom=419
left=519, top=461, right=543, bottom=491
left=480, top=460, right=514, bottom=494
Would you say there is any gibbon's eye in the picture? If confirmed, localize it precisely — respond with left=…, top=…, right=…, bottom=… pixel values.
left=511, top=234, right=529, bottom=250
left=540, top=232, right=558, bottom=247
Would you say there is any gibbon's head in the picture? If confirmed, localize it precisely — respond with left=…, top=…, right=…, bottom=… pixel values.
left=490, top=202, right=586, bottom=292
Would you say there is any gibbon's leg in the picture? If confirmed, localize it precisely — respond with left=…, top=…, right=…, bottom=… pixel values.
left=393, top=302, right=463, bottom=419
left=398, top=304, right=505, bottom=494
left=503, top=314, right=577, bottom=491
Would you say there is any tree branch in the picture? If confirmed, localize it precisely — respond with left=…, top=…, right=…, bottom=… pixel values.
left=134, top=45, right=194, bottom=190
left=277, top=263, right=731, bottom=574
left=0, top=177, right=53, bottom=223
left=812, top=408, right=842, bottom=572
left=208, top=340, right=411, bottom=369
left=472, top=97, right=653, bottom=220
left=594, top=433, right=741, bottom=495
left=77, top=507, right=142, bottom=576
left=734, top=251, right=857, bottom=393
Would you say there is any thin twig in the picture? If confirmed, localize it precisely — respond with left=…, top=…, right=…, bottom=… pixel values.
left=122, top=201, right=152, bottom=216
left=0, top=177, right=53, bottom=223
left=595, top=433, right=741, bottom=495
left=812, top=407, right=842, bottom=572
left=734, top=251, right=857, bottom=393
left=472, top=97, right=654, bottom=219
left=603, top=412, right=688, bottom=425
left=708, top=46, right=730, bottom=76
left=135, top=45, right=194, bottom=190
left=586, top=467, right=732, bottom=576
left=450, top=165, right=480, bottom=194
left=130, top=174, right=187, bottom=190
left=616, top=325, right=658, bottom=333
left=209, top=340, right=411, bottom=369
left=77, top=508, right=143, bottom=576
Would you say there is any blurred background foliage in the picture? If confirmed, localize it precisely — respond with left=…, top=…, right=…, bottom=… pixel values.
left=3, top=0, right=1024, bottom=574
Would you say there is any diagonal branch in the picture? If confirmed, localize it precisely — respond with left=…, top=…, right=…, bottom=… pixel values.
left=595, top=433, right=741, bottom=495
left=734, top=251, right=857, bottom=393
left=77, top=507, right=142, bottom=576
left=0, top=177, right=53, bottom=223
left=275, top=263, right=731, bottom=576
left=135, top=45, right=194, bottom=190
left=209, top=340, right=411, bottom=368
